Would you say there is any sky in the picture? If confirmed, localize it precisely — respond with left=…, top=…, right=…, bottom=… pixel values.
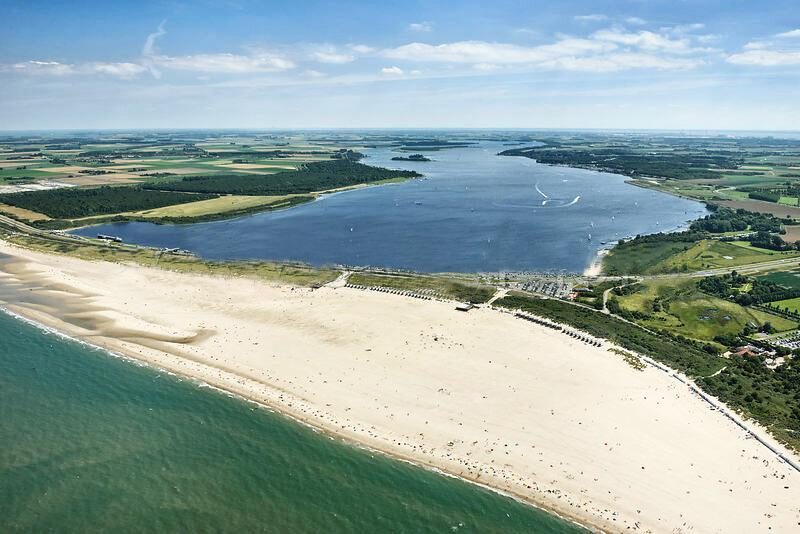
left=1, top=0, right=799, bottom=131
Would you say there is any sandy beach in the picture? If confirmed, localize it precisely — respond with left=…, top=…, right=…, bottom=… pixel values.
left=1, top=240, right=799, bottom=533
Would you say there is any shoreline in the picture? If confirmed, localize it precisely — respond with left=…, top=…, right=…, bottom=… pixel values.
left=0, top=305, right=589, bottom=531
left=1, top=240, right=799, bottom=532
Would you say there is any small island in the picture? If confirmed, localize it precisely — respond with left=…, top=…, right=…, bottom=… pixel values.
left=391, top=154, right=431, bottom=162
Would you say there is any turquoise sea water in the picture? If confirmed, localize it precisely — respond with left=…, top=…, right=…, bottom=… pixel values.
left=0, top=311, right=583, bottom=533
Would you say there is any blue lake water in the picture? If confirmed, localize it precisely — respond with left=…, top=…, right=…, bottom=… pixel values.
left=74, top=142, right=708, bottom=273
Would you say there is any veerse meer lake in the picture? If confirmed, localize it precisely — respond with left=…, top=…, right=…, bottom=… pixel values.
left=74, top=142, right=708, bottom=273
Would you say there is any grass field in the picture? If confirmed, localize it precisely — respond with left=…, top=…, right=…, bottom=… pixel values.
left=135, top=194, right=308, bottom=219
left=769, top=296, right=800, bottom=314
left=347, top=272, right=494, bottom=303
left=602, top=240, right=693, bottom=275
left=615, top=279, right=797, bottom=344
left=0, top=203, right=50, bottom=221
left=650, top=240, right=797, bottom=273
left=603, top=238, right=795, bottom=275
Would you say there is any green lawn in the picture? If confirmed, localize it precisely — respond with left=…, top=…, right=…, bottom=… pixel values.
left=602, top=240, right=694, bottom=275
left=650, top=240, right=797, bottom=273
left=769, top=296, right=800, bottom=314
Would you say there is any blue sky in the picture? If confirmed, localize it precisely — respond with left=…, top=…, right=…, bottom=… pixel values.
left=1, top=0, right=799, bottom=130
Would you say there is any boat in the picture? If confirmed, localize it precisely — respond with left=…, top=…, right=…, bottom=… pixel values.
left=97, top=234, right=122, bottom=243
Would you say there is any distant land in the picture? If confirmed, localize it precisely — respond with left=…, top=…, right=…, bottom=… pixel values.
left=2, top=129, right=800, bottom=532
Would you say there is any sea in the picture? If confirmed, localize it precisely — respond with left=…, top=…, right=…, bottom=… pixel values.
left=0, top=310, right=584, bottom=532
left=72, top=142, right=708, bottom=273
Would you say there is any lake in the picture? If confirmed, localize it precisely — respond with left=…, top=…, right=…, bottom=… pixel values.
left=73, top=142, right=707, bottom=273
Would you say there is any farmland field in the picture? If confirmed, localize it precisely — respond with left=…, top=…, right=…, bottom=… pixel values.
left=757, top=269, right=800, bottom=289
left=136, top=194, right=312, bottom=219
left=769, top=296, right=800, bottom=314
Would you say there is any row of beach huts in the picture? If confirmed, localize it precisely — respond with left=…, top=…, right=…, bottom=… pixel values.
left=512, top=311, right=603, bottom=347
left=344, top=283, right=441, bottom=301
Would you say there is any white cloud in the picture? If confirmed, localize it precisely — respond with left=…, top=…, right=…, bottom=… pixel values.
left=592, top=29, right=694, bottom=53
left=381, top=26, right=714, bottom=73
left=409, top=21, right=433, bottom=32
left=312, top=50, right=354, bottom=64
left=543, top=52, right=704, bottom=72
left=381, top=66, right=404, bottom=75
left=4, top=60, right=148, bottom=78
left=139, top=22, right=294, bottom=74
left=87, top=62, right=148, bottom=78
left=151, top=52, right=294, bottom=73
left=668, top=23, right=705, bottom=35
left=728, top=30, right=800, bottom=66
left=574, top=14, right=608, bottom=22
left=511, top=28, right=539, bottom=37
left=776, top=29, right=800, bottom=39
left=625, top=17, right=647, bottom=26
left=384, top=39, right=614, bottom=65
left=349, top=44, right=375, bottom=54
left=727, top=49, right=800, bottom=66
left=8, top=60, right=76, bottom=76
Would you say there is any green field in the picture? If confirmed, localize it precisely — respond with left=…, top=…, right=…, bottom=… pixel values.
left=602, top=240, right=693, bottom=275
left=614, top=279, right=797, bottom=345
left=135, top=194, right=310, bottom=219
left=347, top=272, right=494, bottom=303
left=769, top=296, right=800, bottom=314
left=757, top=269, right=800, bottom=290
left=603, top=238, right=796, bottom=275
left=650, top=240, right=796, bottom=273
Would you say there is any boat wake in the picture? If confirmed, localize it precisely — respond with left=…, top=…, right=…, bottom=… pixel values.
left=493, top=195, right=581, bottom=210
left=535, top=183, right=550, bottom=200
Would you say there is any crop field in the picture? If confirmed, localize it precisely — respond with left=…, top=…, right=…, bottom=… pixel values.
left=769, top=296, right=800, bottom=314
left=757, top=269, right=800, bottom=290
left=0, top=132, right=400, bottom=228
left=717, top=200, right=800, bottom=220
left=135, top=194, right=309, bottom=219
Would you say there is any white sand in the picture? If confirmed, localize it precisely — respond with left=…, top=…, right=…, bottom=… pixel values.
left=0, top=240, right=798, bottom=533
